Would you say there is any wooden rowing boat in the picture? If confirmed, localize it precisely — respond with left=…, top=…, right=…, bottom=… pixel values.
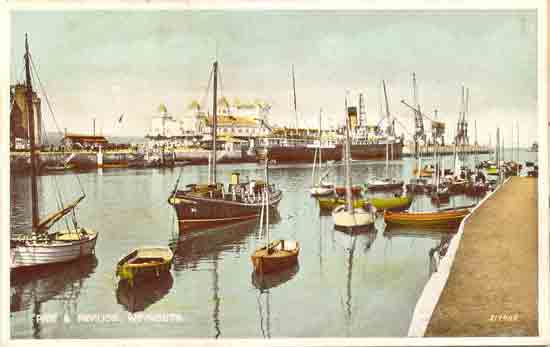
left=251, top=239, right=300, bottom=274
left=116, top=247, right=173, bottom=286
left=383, top=208, right=471, bottom=228
left=251, top=188, right=299, bottom=274
left=371, top=195, right=413, bottom=211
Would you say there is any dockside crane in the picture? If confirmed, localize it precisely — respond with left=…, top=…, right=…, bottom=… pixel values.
left=406, top=73, right=427, bottom=158
left=455, top=86, right=470, bottom=161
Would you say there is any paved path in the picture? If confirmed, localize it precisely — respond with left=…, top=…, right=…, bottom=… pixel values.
left=425, top=177, right=538, bottom=337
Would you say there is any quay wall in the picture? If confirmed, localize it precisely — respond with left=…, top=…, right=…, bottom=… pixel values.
left=403, top=144, right=492, bottom=157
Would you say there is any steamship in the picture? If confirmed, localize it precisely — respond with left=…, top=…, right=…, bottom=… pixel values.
left=254, top=102, right=403, bottom=163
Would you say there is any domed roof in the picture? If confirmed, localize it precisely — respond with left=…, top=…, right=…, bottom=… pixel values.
left=158, top=104, right=168, bottom=114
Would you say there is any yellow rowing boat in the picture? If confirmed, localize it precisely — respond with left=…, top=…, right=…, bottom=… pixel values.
left=371, top=195, right=413, bottom=211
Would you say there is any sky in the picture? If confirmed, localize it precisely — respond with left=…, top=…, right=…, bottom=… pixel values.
left=10, top=10, right=538, bottom=145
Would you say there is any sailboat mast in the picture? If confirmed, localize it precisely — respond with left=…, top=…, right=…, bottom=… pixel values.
left=517, top=121, right=519, bottom=160
left=496, top=128, right=500, bottom=182
left=344, top=97, right=353, bottom=212
left=382, top=80, right=390, bottom=177
left=265, top=189, right=270, bottom=248
left=211, top=61, right=218, bottom=185
left=516, top=121, right=520, bottom=175
left=383, top=80, right=390, bottom=132
left=24, top=34, right=40, bottom=230
left=292, top=64, right=298, bottom=129
left=511, top=123, right=514, bottom=163
left=474, top=119, right=478, bottom=166
left=319, top=108, right=322, bottom=165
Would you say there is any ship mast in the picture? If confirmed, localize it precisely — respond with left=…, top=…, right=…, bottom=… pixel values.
left=211, top=61, right=218, bottom=185
left=25, top=34, right=40, bottom=231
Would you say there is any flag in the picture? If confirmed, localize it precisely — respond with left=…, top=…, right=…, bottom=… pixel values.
left=118, top=114, right=124, bottom=123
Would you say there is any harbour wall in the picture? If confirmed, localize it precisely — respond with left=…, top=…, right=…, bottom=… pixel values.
left=403, top=144, right=492, bottom=157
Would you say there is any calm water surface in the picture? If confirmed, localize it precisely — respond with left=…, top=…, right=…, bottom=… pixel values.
left=10, top=150, right=537, bottom=338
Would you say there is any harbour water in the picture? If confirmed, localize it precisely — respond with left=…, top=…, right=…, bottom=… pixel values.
left=10, top=150, right=537, bottom=338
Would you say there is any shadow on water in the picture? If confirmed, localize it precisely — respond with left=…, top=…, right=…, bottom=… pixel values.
left=116, top=272, right=174, bottom=313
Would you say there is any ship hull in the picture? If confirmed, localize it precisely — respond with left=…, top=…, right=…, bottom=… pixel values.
left=10, top=231, right=98, bottom=269
left=256, top=141, right=403, bottom=163
left=169, top=191, right=282, bottom=232
left=256, top=145, right=342, bottom=163
left=174, top=148, right=257, bottom=165
left=350, top=142, right=403, bottom=160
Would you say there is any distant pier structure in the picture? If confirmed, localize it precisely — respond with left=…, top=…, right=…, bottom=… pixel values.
left=10, top=83, right=42, bottom=149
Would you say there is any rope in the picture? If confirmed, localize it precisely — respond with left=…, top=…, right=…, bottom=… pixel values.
left=29, top=54, right=64, bottom=137
left=74, top=173, right=86, bottom=198
left=29, top=52, right=86, bottom=230
left=52, top=175, right=72, bottom=233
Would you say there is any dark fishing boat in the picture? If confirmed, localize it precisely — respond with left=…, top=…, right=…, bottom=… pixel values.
left=168, top=61, right=283, bottom=232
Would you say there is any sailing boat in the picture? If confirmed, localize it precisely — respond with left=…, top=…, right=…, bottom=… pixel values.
left=333, top=98, right=376, bottom=232
left=365, top=81, right=404, bottom=191
left=168, top=61, right=283, bottom=232
left=251, top=170, right=299, bottom=274
left=310, top=108, right=334, bottom=197
left=10, top=35, right=98, bottom=270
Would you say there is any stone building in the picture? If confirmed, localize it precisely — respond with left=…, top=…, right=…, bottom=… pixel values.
left=10, top=83, right=42, bottom=149
left=149, top=104, right=185, bottom=138
left=197, top=102, right=271, bottom=139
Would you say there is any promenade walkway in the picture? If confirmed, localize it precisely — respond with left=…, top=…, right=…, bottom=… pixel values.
left=425, top=177, right=538, bottom=337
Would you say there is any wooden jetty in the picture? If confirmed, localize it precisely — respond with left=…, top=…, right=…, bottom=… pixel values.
left=415, top=177, right=538, bottom=337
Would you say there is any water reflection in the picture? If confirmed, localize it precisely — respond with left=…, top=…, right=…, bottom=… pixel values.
left=383, top=226, right=454, bottom=275
left=10, top=255, right=98, bottom=313
left=169, top=211, right=281, bottom=272
left=251, top=264, right=300, bottom=291
left=335, top=229, right=377, bottom=336
left=116, top=272, right=174, bottom=313
left=256, top=288, right=272, bottom=338
left=10, top=255, right=98, bottom=338
left=383, top=226, right=455, bottom=241
left=212, top=255, right=221, bottom=338
left=428, top=236, right=453, bottom=275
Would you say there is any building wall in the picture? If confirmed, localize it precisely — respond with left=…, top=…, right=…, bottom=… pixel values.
left=10, top=83, right=42, bottom=147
